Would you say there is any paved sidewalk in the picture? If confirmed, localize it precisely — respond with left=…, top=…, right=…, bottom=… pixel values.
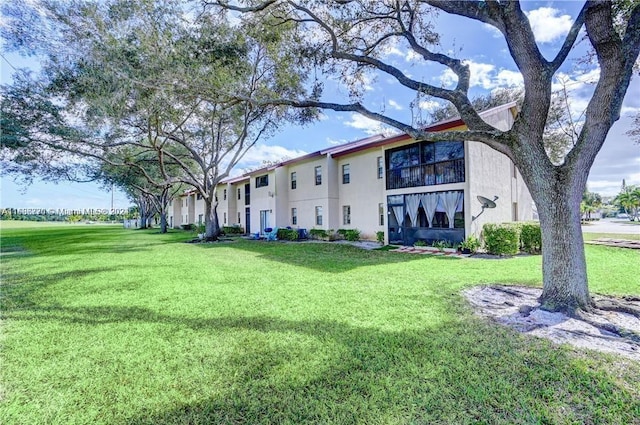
left=390, top=246, right=470, bottom=258
left=582, top=218, right=640, bottom=235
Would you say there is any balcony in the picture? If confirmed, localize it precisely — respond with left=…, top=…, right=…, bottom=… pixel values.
left=386, top=158, right=465, bottom=190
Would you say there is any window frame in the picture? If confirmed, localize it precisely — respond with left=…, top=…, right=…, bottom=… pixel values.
left=314, top=166, right=322, bottom=186
left=343, top=205, right=351, bottom=225
left=255, top=174, right=269, bottom=188
left=342, top=164, right=350, bottom=184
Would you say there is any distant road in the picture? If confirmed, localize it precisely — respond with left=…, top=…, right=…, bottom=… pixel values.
left=581, top=218, right=640, bottom=235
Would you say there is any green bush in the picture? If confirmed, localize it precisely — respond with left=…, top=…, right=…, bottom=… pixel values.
left=277, top=228, right=299, bottom=241
left=181, top=224, right=195, bottom=231
left=520, top=222, right=542, bottom=254
left=342, top=229, right=361, bottom=241
left=482, top=223, right=520, bottom=255
left=223, top=226, right=244, bottom=234
left=459, top=235, right=480, bottom=253
left=376, top=231, right=385, bottom=244
left=432, top=240, right=453, bottom=251
left=309, top=228, right=329, bottom=240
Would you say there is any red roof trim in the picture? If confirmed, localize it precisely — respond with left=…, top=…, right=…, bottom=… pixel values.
left=332, top=117, right=466, bottom=158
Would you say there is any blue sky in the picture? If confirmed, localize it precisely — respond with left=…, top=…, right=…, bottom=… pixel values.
left=2, top=1, right=639, bottom=210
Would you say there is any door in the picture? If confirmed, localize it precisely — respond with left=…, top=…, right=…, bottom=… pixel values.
left=260, top=210, right=271, bottom=234
left=245, top=207, right=251, bottom=234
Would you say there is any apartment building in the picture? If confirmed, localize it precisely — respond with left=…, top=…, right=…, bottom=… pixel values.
left=169, top=102, right=533, bottom=245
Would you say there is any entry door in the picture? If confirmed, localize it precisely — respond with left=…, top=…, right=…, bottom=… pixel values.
left=245, top=207, right=251, bottom=234
left=260, top=210, right=271, bottom=233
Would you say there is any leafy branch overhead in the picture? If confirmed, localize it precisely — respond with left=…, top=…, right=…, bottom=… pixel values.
left=211, top=0, right=640, bottom=312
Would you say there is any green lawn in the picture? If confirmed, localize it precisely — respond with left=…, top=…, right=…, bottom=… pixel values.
left=1, top=222, right=639, bottom=424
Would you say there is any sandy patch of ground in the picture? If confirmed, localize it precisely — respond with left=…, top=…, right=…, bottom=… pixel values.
left=464, top=285, right=640, bottom=361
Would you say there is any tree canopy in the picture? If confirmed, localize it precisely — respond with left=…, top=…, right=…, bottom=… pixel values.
left=212, top=0, right=640, bottom=312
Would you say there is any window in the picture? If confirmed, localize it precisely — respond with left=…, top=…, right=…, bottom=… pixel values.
left=386, top=141, right=465, bottom=190
left=237, top=188, right=241, bottom=200
left=291, top=208, right=297, bottom=225
left=315, top=166, right=322, bottom=185
left=315, top=206, right=323, bottom=225
left=238, top=212, right=241, bottom=223
left=223, top=212, right=227, bottom=224
left=291, top=172, right=297, bottom=190
left=169, top=200, right=172, bottom=206
left=512, top=202, right=519, bottom=221
left=223, top=189, right=227, bottom=200
left=198, top=214, right=203, bottom=225
left=255, top=174, right=269, bottom=188
left=377, top=156, right=383, bottom=179
left=197, top=193, right=203, bottom=200
left=342, top=164, right=350, bottom=184
left=379, top=203, right=384, bottom=226
left=343, top=205, right=351, bottom=225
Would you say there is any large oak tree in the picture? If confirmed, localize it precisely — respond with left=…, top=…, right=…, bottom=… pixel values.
left=214, top=0, right=640, bottom=312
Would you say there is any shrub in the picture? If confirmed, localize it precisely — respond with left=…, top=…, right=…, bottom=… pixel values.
left=414, top=240, right=428, bottom=247
left=376, top=231, right=385, bottom=244
left=432, top=240, right=453, bottom=251
left=343, top=229, right=361, bottom=241
left=309, top=228, right=329, bottom=240
left=520, top=222, right=542, bottom=254
left=181, top=224, right=195, bottom=231
left=277, top=228, right=299, bottom=241
left=482, top=223, right=520, bottom=255
left=459, top=235, right=480, bottom=253
left=223, top=226, right=244, bottom=234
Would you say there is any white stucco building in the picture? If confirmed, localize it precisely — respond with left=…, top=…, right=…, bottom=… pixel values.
left=169, top=102, right=534, bottom=245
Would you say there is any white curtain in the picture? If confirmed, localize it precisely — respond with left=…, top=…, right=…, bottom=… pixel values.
left=391, top=206, right=405, bottom=227
left=442, top=191, right=463, bottom=228
left=405, top=194, right=421, bottom=227
left=419, top=193, right=439, bottom=228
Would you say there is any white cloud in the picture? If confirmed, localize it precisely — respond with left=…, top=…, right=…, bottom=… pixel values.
left=343, top=113, right=390, bottom=135
left=237, top=144, right=308, bottom=169
left=388, top=99, right=403, bottom=110
left=418, top=100, right=442, bottom=112
left=326, top=137, right=348, bottom=146
left=405, top=50, right=422, bottom=63
left=439, top=60, right=522, bottom=90
left=495, top=69, right=524, bottom=87
left=525, top=7, right=573, bottom=44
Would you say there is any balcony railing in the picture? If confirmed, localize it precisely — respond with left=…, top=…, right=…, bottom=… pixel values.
left=386, top=158, right=465, bottom=190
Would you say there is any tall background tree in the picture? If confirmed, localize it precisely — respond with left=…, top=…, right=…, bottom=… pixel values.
left=214, top=0, right=640, bottom=312
left=1, top=0, right=315, bottom=239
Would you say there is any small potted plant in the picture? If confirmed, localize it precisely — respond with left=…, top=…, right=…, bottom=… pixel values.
left=459, top=235, right=480, bottom=254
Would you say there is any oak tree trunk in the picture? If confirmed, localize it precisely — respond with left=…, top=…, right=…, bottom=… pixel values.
left=204, top=200, right=221, bottom=241
left=535, top=182, right=592, bottom=312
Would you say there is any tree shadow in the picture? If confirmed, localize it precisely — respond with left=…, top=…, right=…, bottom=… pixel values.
left=196, top=239, right=462, bottom=273
left=6, top=303, right=640, bottom=424
left=0, top=226, right=174, bottom=257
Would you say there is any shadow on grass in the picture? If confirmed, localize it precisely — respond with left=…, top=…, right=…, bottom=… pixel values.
left=0, top=225, right=185, bottom=258
left=196, top=239, right=462, bottom=273
left=5, top=303, right=640, bottom=424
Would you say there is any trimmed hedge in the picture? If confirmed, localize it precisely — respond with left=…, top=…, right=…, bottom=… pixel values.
left=223, top=226, right=244, bottom=235
left=338, top=228, right=361, bottom=241
left=482, top=223, right=520, bottom=255
left=309, top=228, right=330, bottom=240
left=520, top=222, right=542, bottom=254
left=277, top=228, right=299, bottom=241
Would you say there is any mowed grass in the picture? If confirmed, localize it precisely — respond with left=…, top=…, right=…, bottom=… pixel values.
left=1, top=222, right=639, bottom=425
